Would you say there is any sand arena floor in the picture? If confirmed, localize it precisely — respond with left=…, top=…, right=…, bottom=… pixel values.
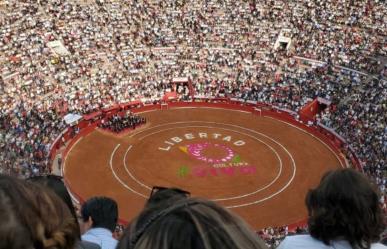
left=64, top=107, right=344, bottom=229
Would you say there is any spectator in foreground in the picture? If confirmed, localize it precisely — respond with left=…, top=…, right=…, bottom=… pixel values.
left=81, top=196, right=119, bottom=249
left=28, top=175, right=101, bottom=249
left=117, top=187, right=268, bottom=249
left=0, top=174, right=78, bottom=249
left=278, top=168, right=386, bottom=249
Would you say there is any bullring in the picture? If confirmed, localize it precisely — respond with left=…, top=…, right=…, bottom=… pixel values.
left=63, top=102, right=344, bottom=229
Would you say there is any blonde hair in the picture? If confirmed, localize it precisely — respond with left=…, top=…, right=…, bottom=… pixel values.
left=118, top=197, right=268, bottom=249
left=0, top=175, right=78, bottom=249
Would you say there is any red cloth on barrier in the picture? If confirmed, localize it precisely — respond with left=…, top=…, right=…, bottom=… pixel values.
left=299, top=99, right=320, bottom=121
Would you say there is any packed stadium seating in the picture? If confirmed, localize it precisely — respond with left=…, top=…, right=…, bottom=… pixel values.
left=0, top=1, right=385, bottom=248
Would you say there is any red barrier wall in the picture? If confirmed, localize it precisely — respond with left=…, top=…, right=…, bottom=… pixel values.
left=51, top=99, right=360, bottom=173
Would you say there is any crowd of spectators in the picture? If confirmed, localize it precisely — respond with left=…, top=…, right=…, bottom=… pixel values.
left=99, top=112, right=146, bottom=133
left=320, top=77, right=387, bottom=212
left=0, top=0, right=386, bottom=247
left=258, top=226, right=308, bottom=248
left=0, top=105, right=65, bottom=178
left=259, top=226, right=289, bottom=248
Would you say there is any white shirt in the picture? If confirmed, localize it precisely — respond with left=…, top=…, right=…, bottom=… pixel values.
left=82, top=228, right=117, bottom=249
left=278, top=235, right=387, bottom=249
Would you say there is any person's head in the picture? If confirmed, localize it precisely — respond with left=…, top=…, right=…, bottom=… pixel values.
left=27, top=175, right=81, bottom=239
left=145, top=186, right=190, bottom=207
left=117, top=188, right=268, bottom=249
left=81, top=196, right=118, bottom=233
left=306, top=168, right=385, bottom=249
left=0, top=174, right=78, bottom=249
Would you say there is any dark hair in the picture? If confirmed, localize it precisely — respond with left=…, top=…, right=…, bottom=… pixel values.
left=0, top=174, right=78, bottom=249
left=146, top=186, right=190, bottom=207
left=306, top=168, right=385, bottom=249
left=27, top=175, right=81, bottom=239
left=0, top=176, right=35, bottom=249
left=117, top=189, right=268, bottom=249
left=382, top=237, right=387, bottom=246
left=81, top=196, right=118, bottom=232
